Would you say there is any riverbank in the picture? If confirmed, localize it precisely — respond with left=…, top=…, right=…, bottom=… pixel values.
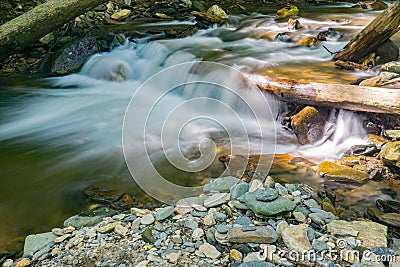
left=6, top=175, right=399, bottom=267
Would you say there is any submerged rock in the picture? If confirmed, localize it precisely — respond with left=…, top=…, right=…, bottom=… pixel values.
left=317, top=161, right=369, bottom=183
left=203, top=176, right=243, bottom=194
left=51, top=37, right=98, bottom=75
left=291, top=106, right=327, bottom=145
left=379, top=141, right=400, bottom=168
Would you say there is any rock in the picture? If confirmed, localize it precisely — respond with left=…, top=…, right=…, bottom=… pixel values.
left=54, top=234, right=71, bottom=243
left=380, top=72, right=400, bottom=83
left=326, top=220, right=387, bottom=248
left=96, top=221, right=118, bottom=233
left=240, top=261, right=275, bottom=267
left=296, top=36, right=318, bottom=47
left=51, top=37, right=98, bottom=75
left=276, top=220, right=289, bottom=238
left=276, top=5, right=299, bottom=19
left=309, top=210, right=336, bottom=225
left=371, top=0, right=388, bottom=10
left=381, top=61, right=400, bottom=74
left=230, top=249, right=243, bottom=262
left=204, top=193, right=230, bottom=208
left=24, top=232, right=56, bottom=256
left=111, top=9, right=131, bottom=20
left=367, top=208, right=400, bottom=228
left=359, top=76, right=381, bottom=87
left=83, top=185, right=121, bottom=204
left=2, top=259, right=13, bottom=267
left=379, top=141, right=400, bottom=168
left=293, top=211, right=307, bottom=223
left=239, top=190, right=296, bottom=217
left=199, top=242, right=221, bottom=259
left=255, top=188, right=278, bottom=202
left=361, top=252, right=385, bottom=267
left=141, top=227, right=156, bottom=243
left=317, top=28, right=342, bottom=41
left=288, top=18, right=302, bottom=30
left=203, top=176, right=243, bottom=194
left=175, top=197, right=204, bottom=214
left=376, top=199, right=400, bottom=213
left=206, top=5, right=228, bottom=19
left=376, top=41, right=399, bottom=65
left=204, top=213, right=216, bottom=226
left=141, top=214, right=155, bottom=225
left=155, top=206, right=174, bottom=221
left=15, top=258, right=31, bottom=267
left=192, top=228, right=204, bottom=240
left=291, top=106, right=327, bottom=145
left=281, top=224, right=312, bottom=252
left=166, top=252, right=180, bottom=264
left=317, top=161, right=369, bottom=183
left=114, top=224, right=129, bottom=236
left=228, top=226, right=278, bottom=244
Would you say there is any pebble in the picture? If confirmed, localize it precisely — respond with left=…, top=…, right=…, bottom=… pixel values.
left=230, top=249, right=243, bottom=261
left=166, top=252, right=180, bottom=264
left=276, top=220, right=289, bottom=237
left=228, top=226, right=278, bottom=244
left=141, top=214, right=155, bottom=225
left=204, top=193, right=230, bottom=208
left=155, top=206, right=174, bottom=221
left=15, top=258, right=31, bottom=267
left=203, top=213, right=216, bottom=226
left=198, top=243, right=221, bottom=259
left=192, top=228, right=204, bottom=240
left=281, top=224, right=312, bottom=252
left=115, top=224, right=129, bottom=236
left=255, top=188, right=278, bottom=202
left=293, top=211, right=307, bottom=223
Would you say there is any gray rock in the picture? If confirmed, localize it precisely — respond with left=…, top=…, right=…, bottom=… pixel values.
left=155, top=206, right=174, bottom=221
left=198, top=242, right=221, bottom=259
left=203, top=176, right=243, bottom=194
left=235, top=216, right=252, bottom=226
left=214, top=212, right=227, bottom=222
left=206, top=228, right=218, bottom=246
left=281, top=224, right=312, bottom=252
left=239, top=262, right=275, bottom=267
left=141, top=214, right=155, bottom=225
left=24, top=232, right=57, bottom=256
left=231, top=183, right=250, bottom=200
left=184, top=220, right=199, bottom=230
left=228, top=226, right=278, bottom=244
left=293, top=211, right=307, bottom=223
left=304, top=199, right=320, bottom=209
left=239, top=190, right=296, bottom=217
left=216, top=224, right=230, bottom=234
left=309, top=211, right=336, bottom=225
left=255, top=189, right=278, bottom=202
left=204, top=193, right=230, bottom=208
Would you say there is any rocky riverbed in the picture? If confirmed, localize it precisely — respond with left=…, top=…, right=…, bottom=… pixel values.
left=3, top=174, right=399, bottom=267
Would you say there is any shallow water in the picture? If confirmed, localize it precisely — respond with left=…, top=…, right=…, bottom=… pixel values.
left=0, top=3, right=398, bottom=253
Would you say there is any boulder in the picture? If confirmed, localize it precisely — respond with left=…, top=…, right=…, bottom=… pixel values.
left=51, top=37, right=98, bottom=75
left=379, top=141, right=400, bottom=168
left=317, top=161, right=369, bottom=183
left=291, top=106, right=327, bottom=145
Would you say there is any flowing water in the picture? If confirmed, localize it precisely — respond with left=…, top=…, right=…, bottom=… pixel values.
left=0, top=3, right=398, bottom=253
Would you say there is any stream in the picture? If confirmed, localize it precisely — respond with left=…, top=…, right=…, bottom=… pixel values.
left=0, top=3, right=399, bottom=254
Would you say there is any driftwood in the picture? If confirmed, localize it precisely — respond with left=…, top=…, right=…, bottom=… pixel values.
left=256, top=77, right=400, bottom=115
left=334, top=3, right=400, bottom=63
left=0, top=0, right=108, bottom=59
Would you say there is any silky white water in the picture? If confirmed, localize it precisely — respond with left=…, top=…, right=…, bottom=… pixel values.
left=0, top=5, right=380, bottom=252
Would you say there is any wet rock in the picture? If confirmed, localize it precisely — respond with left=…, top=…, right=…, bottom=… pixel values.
left=326, top=220, right=387, bottom=248
left=206, top=5, right=228, bottom=20
left=155, top=206, right=174, bottom=221
left=317, top=28, right=342, bottom=41
left=175, top=197, right=204, bottom=214
left=24, top=232, right=56, bottom=256
left=380, top=72, right=400, bottom=83
left=51, top=37, right=98, bottom=75
left=291, top=106, right=327, bottom=145
left=346, top=144, right=378, bottom=156
left=274, top=32, right=292, bottom=43
left=367, top=208, right=400, bottom=228
left=83, top=185, right=122, bottom=204
left=229, top=248, right=243, bottom=262
left=378, top=141, right=400, bottom=168
left=376, top=41, right=400, bottom=65
left=376, top=199, right=400, bottom=213
left=276, top=5, right=299, bottom=19
left=14, top=258, right=31, bottom=267
left=64, top=208, right=113, bottom=228
left=296, top=36, right=318, bottom=47
left=111, top=9, right=131, bottom=20
left=203, top=176, right=243, bottom=194
left=288, top=18, right=302, bottom=30
left=239, top=189, right=296, bottom=217
left=281, top=224, right=312, bottom=252
left=371, top=0, right=388, bottom=10
left=317, top=161, right=369, bottom=183
left=228, top=226, right=278, bottom=244
left=198, top=242, right=221, bottom=259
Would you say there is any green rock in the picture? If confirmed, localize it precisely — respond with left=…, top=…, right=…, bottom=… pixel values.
left=63, top=208, right=113, bottom=228
left=204, top=176, right=243, bottom=194
left=255, top=188, right=278, bottom=202
left=239, top=189, right=296, bottom=217
left=141, top=227, right=156, bottom=243
left=24, top=232, right=56, bottom=256
left=276, top=4, right=299, bottom=19
left=230, top=183, right=249, bottom=200
left=155, top=206, right=174, bottom=221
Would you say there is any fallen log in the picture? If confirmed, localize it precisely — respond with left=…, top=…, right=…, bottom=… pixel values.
left=334, top=2, right=400, bottom=63
left=0, top=0, right=109, bottom=60
left=256, top=77, right=400, bottom=115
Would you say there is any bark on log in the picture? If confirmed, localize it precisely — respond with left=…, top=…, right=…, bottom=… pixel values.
left=0, top=0, right=109, bottom=59
left=257, top=77, right=400, bottom=115
left=334, top=3, right=400, bottom=63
